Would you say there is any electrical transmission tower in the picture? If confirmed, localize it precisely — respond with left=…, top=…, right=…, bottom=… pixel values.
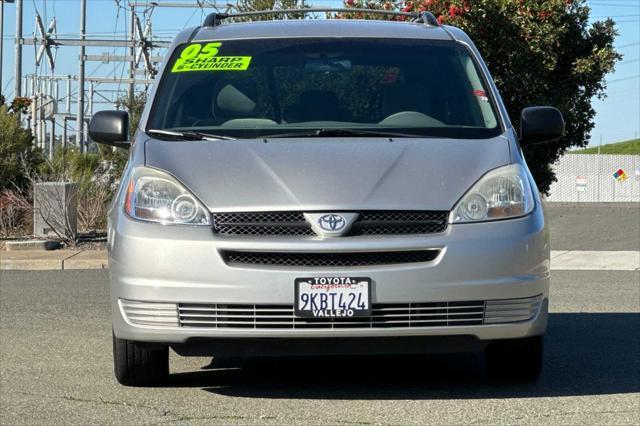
left=10, top=0, right=230, bottom=156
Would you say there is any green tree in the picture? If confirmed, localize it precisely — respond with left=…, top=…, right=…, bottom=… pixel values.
left=0, top=100, right=43, bottom=192
left=106, top=91, right=149, bottom=175
left=337, top=0, right=621, bottom=193
left=232, top=0, right=309, bottom=20
left=115, top=91, right=148, bottom=138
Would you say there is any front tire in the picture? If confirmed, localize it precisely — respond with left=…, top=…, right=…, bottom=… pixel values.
left=485, top=335, right=543, bottom=382
left=113, top=331, right=169, bottom=386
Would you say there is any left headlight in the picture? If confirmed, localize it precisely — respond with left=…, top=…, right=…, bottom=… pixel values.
left=450, top=164, right=535, bottom=223
left=124, top=167, right=211, bottom=226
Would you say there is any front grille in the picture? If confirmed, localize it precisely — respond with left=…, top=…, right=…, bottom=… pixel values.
left=350, top=211, right=449, bottom=236
left=222, top=250, right=440, bottom=268
left=211, top=210, right=449, bottom=237
left=178, top=301, right=486, bottom=329
left=212, top=212, right=314, bottom=236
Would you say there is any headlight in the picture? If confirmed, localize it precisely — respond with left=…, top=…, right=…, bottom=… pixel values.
left=124, top=167, right=211, bottom=226
left=450, top=164, right=535, bottom=223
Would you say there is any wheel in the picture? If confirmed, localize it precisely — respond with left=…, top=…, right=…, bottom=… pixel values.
left=485, top=335, right=543, bottom=382
left=112, top=331, right=169, bottom=386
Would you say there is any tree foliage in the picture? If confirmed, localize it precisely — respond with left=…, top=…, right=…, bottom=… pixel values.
left=115, top=91, right=148, bottom=138
left=232, top=0, right=309, bottom=20
left=0, top=98, right=43, bottom=192
left=336, top=0, right=620, bottom=193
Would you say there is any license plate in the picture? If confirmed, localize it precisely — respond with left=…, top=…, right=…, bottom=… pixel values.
left=295, top=277, right=371, bottom=318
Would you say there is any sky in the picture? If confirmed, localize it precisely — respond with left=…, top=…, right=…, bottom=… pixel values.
left=0, top=0, right=638, bottom=146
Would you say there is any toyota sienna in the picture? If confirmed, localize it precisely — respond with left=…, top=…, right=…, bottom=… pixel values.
left=89, top=9, right=564, bottom=386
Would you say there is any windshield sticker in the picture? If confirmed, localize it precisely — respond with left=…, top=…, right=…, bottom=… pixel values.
left=171, top=42, right=252, bottom=73
left=472, top=89, right=489, bottom=102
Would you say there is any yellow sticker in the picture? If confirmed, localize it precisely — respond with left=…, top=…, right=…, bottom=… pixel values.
left=171, top=42, right=252, bottom=73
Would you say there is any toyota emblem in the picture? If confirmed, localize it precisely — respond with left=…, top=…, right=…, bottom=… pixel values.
left=317, top=214, right=346, bottom=232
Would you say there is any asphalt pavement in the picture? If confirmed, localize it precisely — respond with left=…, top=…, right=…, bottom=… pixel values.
left=1, top=270, right=639, bottom=425
left=1, top=203, right=639, bottom=425
left=546, top=203, right=640, bottom=251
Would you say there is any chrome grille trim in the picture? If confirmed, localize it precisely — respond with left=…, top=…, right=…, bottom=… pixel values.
left=120, top=295, right=542, bottom=330
left=484, top=295, right=543, bottom=324
left=119, top=299, right=179, bottom=327
left=177, top=301, right=487, bottom=329
left=211, top=210, right=449, bottom=237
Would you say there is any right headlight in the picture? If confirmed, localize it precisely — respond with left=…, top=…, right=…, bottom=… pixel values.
left=450, top=164, right=535, bottom=223
left=124, top=167, right=211, bottom=226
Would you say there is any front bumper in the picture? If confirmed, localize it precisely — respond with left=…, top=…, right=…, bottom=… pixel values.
left=108, top=207, right=550, bottom=350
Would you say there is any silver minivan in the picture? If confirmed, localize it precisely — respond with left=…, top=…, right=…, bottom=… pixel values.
left=90, top=10, right=564, bottom=386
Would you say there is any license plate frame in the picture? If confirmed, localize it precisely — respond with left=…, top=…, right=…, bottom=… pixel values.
left=294, top=277, right=371, bottom=318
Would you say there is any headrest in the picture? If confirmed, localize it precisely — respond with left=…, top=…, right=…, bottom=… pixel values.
left=214, top=80, right=257, bottom=118
left=381, top=83, right=429, bottom=117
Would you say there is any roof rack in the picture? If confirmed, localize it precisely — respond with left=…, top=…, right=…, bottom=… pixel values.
left=202, top=8, right=440, bottom=28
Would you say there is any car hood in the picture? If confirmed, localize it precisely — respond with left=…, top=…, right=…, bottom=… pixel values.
left=144, top=136, right=511, bottom=211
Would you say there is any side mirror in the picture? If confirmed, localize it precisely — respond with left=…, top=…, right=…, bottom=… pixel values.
left=520, top=106, right=565, bottom=146
left=89, top=110, right=130, bottom=149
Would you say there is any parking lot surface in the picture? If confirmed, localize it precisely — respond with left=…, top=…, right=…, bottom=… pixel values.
left=546, top=202, right=639, bottom=251
left=1, top=203, right=639, bottom=425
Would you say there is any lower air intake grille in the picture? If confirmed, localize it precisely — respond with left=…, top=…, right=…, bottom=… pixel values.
left=120, top=295, right=542, bottom=330
left=178, top=301, right=486, bottom=329
left=119, top=299, right=179, bottom=327
left=222, top=250, right=440, bottom=267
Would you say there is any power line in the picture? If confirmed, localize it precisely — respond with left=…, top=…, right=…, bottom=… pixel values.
left=589, top=3, right=640, bottom=7
left=591, top=14, right=640, bottom=18
left=606, top=75, right=640, bottom=84
left=616, top=42, right=640, bottom=49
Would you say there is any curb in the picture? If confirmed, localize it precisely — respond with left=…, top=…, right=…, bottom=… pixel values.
left=5, top=240, right=62, bottom=251
left=1, top=250, right=108, bottom=271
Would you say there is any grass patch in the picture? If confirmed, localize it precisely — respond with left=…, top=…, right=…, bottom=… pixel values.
left=571, top=139, right=640, bottom=155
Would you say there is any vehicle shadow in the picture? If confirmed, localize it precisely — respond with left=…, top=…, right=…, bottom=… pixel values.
left=166, top=313, right=640, bottom=399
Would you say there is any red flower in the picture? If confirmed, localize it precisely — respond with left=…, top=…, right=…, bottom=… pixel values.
left=437, top=15, right=446, bottom=24
left=345, top=0, right=355, bottom=6
left=538, top=10, right=552, bottom=19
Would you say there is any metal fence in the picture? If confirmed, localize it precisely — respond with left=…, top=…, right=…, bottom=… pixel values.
left=545, top=154, right=640, bottom=202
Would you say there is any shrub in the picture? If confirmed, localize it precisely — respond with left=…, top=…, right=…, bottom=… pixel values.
left=0, top=189, right=32, bottom=237
left=39, top=147, right=124, bottom=232
left=0, top=100, right=44, bottom=193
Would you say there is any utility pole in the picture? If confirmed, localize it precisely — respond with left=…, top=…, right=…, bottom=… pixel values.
left=14, top=0, right=22, bottom=97
left=598, top=134, right=602, bottom=155
left=129, top=5, right=136, bottom=107
left=77, top=0, right=86, bottom=152
left=1, top=0, right=5, bottom=96
left=49, top=117, right=55, bottom=159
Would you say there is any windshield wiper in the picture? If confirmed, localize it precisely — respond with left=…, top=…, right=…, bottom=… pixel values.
left=263, top=128, right=423, bottom=139
left=147, top=129, right=236, bottom=141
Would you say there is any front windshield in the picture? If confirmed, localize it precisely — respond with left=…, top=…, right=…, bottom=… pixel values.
left=148, top=37, right=502, bottom=139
